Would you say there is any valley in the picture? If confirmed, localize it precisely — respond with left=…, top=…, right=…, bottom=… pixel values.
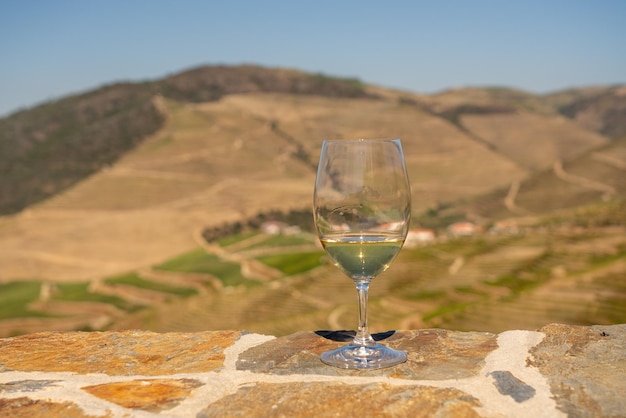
left=0, top=66, right=624, bottom=337
left=1, top=200, right=624, bottom=338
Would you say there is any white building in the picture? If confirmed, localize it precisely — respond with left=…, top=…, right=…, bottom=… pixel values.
left=405, top=228, right=436, bottom=247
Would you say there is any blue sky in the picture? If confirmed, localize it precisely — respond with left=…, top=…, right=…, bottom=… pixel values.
left=1, top=0, right=625, bottom=116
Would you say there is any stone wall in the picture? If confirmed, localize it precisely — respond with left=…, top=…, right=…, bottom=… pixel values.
left=0, top=324, right=624, bottom=417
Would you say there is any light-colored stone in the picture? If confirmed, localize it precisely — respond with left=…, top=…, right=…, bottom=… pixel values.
left=0, top=325, right=623, bottom=417
left=529, top=323, right=626, bottom=417
left=0, top=330, right=242, bottom=375
left=0, top=397, right=102, bottom=418
left=82, top=378, right=203, bottom=412
left=197, top=382, right=482, bottom=418
left=237, top=329, right=498, bottom=380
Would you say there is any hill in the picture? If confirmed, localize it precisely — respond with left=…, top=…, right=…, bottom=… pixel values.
left=2, top=67, right=625, bottom=219
left=0, top=65, right=624, bottom=336
left=109, top=199, right=626, bottom=336
left=0, top=83, right=162, bottom=215
left=0, top=65, right=624, bottom=281
left=545, top=85, right=626, bottom=139
left=0, top=65, right=371, bottom=216
left=2, top=198, right=623, bottom=338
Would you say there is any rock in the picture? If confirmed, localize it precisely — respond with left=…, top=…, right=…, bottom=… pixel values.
left=82, top=378, right=203, bottom=412
left=0, top=325, right=624, bottom=417
left=237, top=329, right=498, bottom=380
left=529, top=323, right=626, bottom=417
left=488, top=371, right=536, bottom=402
left=0, top=330, right=242, bottom=375
left=0, top=397, right=98, bottom=418
left=197, top=382, right=481, bottom=418
left=0, top=380, right=62, bottom=393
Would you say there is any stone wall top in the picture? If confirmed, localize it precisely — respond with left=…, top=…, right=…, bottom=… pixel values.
left=0, top=324, right=624, bottom=417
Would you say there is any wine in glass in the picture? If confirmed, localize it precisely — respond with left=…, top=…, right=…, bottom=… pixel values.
left=314, top=138, right=411, bottom=369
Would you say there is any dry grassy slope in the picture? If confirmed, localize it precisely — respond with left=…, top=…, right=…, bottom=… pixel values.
left=0, top=95, right=316, bottom=281
left=451, top=137, right=626, bottom=220
left=225, top=94, right=528, bottom=210
left=461, top=113, right=608, bottom=171
left=544, top=85, right=626, bottom=139
left=426, top=86, right=557, bottom=115
left=0, top=89, right=615, bottom=283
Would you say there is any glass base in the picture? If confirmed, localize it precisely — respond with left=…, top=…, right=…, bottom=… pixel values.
left=320, top=343, right=407, bottom=369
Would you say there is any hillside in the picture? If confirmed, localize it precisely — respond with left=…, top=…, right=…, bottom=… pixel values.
left=0, top=83, right=162, bottom=215
left=0, top=65, right=625, bottom=337
left=429, top=136, right=626, bottom=223
left=0, top=66, right=624, bottom=281
left=2, top=198, right=623, bottom=338
left=545, top=85, right=626, bottom=139
left=0, top=65, right=371, bottom=216
left=0, top=92, right=528, bottom=281
left=110, top=199, right=626, bottom=336
left=1, top=66, right=624, bottom=219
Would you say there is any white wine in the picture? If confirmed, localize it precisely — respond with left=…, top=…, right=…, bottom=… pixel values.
left=320, top=234, right=404, bottom=280
left=314, top=139, right=411, bottom=369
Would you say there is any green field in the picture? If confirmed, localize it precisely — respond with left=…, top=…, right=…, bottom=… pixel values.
left=52, top=282, right=141, bottom=311
left=257, top=251, right=326, bottom=275
left=155, top=249, right=254, bottom=287
left=217, top=232, right=258, bottom=247
left=246, top=234, right=315, bottom=249
left=104, top=272, right=198, bottom=297
left=0, top=282, right=49, bottom=320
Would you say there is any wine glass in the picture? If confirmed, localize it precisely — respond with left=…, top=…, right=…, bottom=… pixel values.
left=314, top=138, right=411, bottom=369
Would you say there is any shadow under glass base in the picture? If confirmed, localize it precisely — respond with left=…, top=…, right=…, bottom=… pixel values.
left=320, top=343, right=407, bottom=369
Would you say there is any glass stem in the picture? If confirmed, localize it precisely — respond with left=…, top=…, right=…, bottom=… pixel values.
left=353, top=280, right=376, bottom=347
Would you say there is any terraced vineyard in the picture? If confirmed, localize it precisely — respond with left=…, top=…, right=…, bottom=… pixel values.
left=119, top=203, right=626, bottom=335
left=4, top=200, right=623, bottom=337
